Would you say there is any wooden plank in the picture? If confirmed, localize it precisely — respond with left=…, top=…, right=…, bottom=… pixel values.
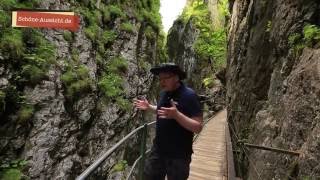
left=188, top=110, right=227, bottom=180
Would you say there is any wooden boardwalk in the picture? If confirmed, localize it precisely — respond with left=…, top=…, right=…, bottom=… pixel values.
left=189, top=109, right=228, bottom=180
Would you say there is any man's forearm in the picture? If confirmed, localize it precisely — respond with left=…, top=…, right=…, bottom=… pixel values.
left=174, top=112, right=203, bottom=133
left=148, top=104, right=157, bottom=112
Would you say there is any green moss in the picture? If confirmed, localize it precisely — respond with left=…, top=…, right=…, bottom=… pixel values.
left=17, top=104, right=34, bottom=123
left=120, top=22, right=135, bottom=33
left=63, top=31, right=73, bottom=42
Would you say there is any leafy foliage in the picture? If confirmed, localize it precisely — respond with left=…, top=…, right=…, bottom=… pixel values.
left=303, top=24, right=320, bottom=46
left=288, top=24, right=320, bottom=57
left=180, top=0, right=228, bottom=70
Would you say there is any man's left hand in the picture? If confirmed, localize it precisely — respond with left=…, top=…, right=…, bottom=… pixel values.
left=157, top=100, right=179, bottom=119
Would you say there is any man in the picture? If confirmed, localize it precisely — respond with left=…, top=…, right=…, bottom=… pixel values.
left=134, top=62, right=203, bottom=180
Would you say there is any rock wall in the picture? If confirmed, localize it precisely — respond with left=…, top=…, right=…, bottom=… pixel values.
left=226, top=0, right=320, bottom=179
left=0, top=0, right=164, bottom=179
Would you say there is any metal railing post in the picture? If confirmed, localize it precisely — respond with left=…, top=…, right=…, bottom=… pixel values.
left=138, top=124, right=148, bottom=180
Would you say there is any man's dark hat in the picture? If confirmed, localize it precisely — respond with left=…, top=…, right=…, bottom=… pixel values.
left=150, top=62, right=186, bottom=80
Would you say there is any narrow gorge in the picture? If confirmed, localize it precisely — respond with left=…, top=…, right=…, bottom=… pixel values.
left=0, top=0, right=319, bottom=179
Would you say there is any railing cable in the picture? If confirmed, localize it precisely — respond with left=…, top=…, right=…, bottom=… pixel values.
left=76, top=121, right=156, bottom=180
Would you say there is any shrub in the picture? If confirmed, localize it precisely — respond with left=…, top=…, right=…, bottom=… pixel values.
left=21, top=64, right=46, bottom=85
left=61, top=65, right=92, bottom=99
left=0, top=29, right=25, bottom=59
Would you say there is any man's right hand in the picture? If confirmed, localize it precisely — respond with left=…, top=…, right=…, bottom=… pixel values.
left=133, top=99, right=150, bottom=110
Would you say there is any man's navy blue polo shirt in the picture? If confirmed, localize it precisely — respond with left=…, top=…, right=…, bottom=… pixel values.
left=155, top=82, right=202, bottom=159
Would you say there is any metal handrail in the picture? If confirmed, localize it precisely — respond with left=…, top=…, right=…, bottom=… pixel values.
left=125, top=149, right=151, bottom=180
left=76, top=121, right=156, bottom=180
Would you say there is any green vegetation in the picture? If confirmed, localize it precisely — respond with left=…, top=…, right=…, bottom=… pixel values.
left=202, top=77, right=215, bottom=88
left=61, top=65, right=93, bottom=100
left=120, top=22, right=135, bottom=33
left=180, top=0, right=228, bottom=70
left=303, top=24, right=320, bottom=46
left=17, top=104, right=34, bottom=123
left=107, top=56, right=128, bottom=74
left=98, top=56, right=131, bottom=110
left=111, top=160, right=128, bottom=172
left=84, top=24, right=100, bottom=41
left=63, top=31, right=73, bottom=42
left=0, top=29, right=25, bottom=59
left=101, top=30, right=117, bottom=44
left=0, top=1, right=57, bottom=120
left=108, top=5, right=126, bottom=18
left=266, top=21, right=272, bottom=32
left=0, top=0, right=40, bottom=10
left=0, top=159, right=28, bottom=180
left=288, top=24, right=320, bottom=56
left=98, top=74, right=123, bottom=98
